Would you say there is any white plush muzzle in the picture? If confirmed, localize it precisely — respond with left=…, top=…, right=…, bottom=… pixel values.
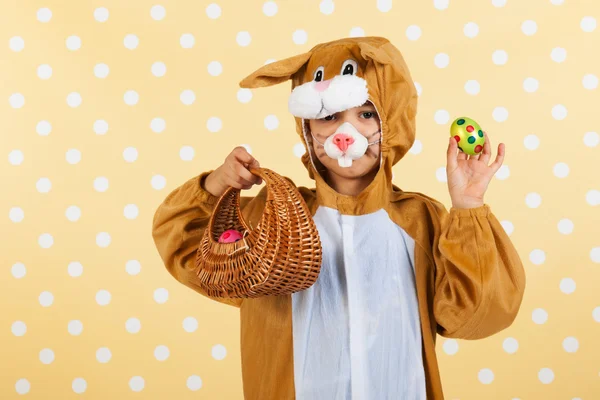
left=312, top=122, right=380, bottom=168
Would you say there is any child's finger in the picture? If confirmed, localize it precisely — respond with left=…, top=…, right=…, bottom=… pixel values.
left=479, top=132, right=492, bottom=165
left=447, top=137, right=458, bottom=170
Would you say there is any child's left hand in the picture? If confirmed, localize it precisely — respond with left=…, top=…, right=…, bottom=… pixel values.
left=446, top=132, right=504, bottom=209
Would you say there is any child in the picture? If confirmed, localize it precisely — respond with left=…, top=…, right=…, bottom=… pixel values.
left=152, top=36, right=526, bottom=400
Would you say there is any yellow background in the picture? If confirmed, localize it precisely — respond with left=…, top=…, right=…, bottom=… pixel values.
left=2, top=0, right=600, bottom=399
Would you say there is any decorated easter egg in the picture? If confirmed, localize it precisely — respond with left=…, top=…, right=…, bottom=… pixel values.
left=450, top=117, right=485, bottom=156
left=218, top=229, right=243, bottom=243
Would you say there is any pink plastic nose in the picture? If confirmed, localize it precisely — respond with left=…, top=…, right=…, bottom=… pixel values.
left=333, top=134, right=355, bottom=152
left=315, top=79, right=332, bottom=92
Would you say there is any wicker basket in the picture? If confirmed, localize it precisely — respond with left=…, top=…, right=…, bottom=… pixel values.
left=194, top=167, right=322, bottom=298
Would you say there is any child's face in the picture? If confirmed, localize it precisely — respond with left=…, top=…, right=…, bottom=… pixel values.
left=308, top=102, right=381, bottom=180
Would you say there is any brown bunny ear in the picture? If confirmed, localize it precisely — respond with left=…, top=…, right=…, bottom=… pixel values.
left=239, top=51, right=313, bottom=88
left=358, top=42, right=393, bottom=65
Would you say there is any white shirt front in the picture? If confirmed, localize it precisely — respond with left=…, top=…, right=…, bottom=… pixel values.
left=292, top=206, right=427, bottom=400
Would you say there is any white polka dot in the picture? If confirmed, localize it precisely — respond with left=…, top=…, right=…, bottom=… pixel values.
left=68, top=320, right=83, bottom=335
left=212, top=344, right=227, bottom=360
left=39, top=291, right=54, bottom=307
left=263, top=1, right=279, bottom=16
left=500, top=220, right=514, bottom=236
left=478, top=369, right=494, bottom=384
left=94, top=120, right=109, bottom=135
left=124, top=90, right=139, bottom=106
left=492, top=50, right=508, bottom=65
left=72, top=378, right=87, bottom=394
left=406, top=25, right=422, bottom=41
left=67, top=92, right=82, bottom=108
left=591, top=247, right=600, bottom=263
left=180, top=33, right=195, bottom=48
left=124, top=34, right=139, bottom=50
left=414, top=82, right=422, bottom=96
left=37, top=8, right=52, bottom=23
left=503, top=337, right=519, bottom=354
left=96, top=232, right=111, bottom=248
left=237, top=88, right=253, bottom=103
left=264, top=115, right=280, bottom=130
left=436, top=167, right=447, bottom=182
left=464, top=80, right=480, bottom=95
left=68, top=261, right=83, bottom=277
left=581, top=16, right=597, bottom=32
left=538, top=368, right=554, bottom=384
left=66, top=149, right=81, bottom=165
left=495, top=165, right=510, bottom=180
left=492, top=0, right=506, bottom=7
left=553, top=162, right=569, bottom=178
left=150, top=117, right=166, bottom=133
left=180, top=146, right=195, bottom=161
left=37, top=64, right=52, bottom=80
left=532, top=308, right=548, bottom=324
left=293, top=143, right=306, bottom=158
left=524, top=134, right=540, bottom=150
left=9, top=36, right=25, bottom=52
left=434, top=53, right=450, bottom=68
left=35, top=120, right=51, bottom=136
left=151, top=175, right=167, bottom=190
left=529, top=249, right=546, bottom=265
left=551, top=47, right=567, bottom=63
left=523, top=77, right=539, bottom=93
left=292, top=30, right=308, bottom=45
left=124, top=204, right=139, bottom=220
left=550, top=0, right=563, bottom=5
left=8, top=150, right=24, bottom=166
left=377, top=0, right=393, bottom=12
left=521, top=20, right=537, bottom=36
left=66, top=36, right=81, bottom=51
left=463, top=22, right=479, bottom=38
left=154, top=345, right=170, bottom=361
left=434, top=109, right=450, bottom=124
left=584, top=131, right=599, bottom=147
left=560, top=278, right=576, bottom=294
left=180, top=89, right=196, bottom=105
left=96, top=347, right=112, bottom=363
left=492, top=107, right=508, bottom=122
left=12, top=321, right=27, bottom=336
left=126, top=318, right=141, bottom=333
left=207, top=61, right=222, bottom=76
left=349, top=27, right=365, bottom=37
left=586, top=190, right=600, bottom=206
left=582, top=74, right=598, bottom=90
left=557, top=218, right=574, bottom=234
left=39, top=349, right=55, bottom=364
left=151, top=62, right=166, bottom=77
left=154, top=288, right=169, bottom=304
left=15, top=379, right=30, bottom=395
left=129, top=376, right=145, bottom=392
left=237, top=31, right=252, bottom=47
left=9, top=207, right=25, bottom=223
left=94, top=177, right=109, bottom=192
left=12, top=262, right=27, bottom=279
left=39, top=233, right=54, bottom=249
left=126, top=260, right=142, bottom=275
left=150, top=5, right=166, bottom=20
left=552, top=105, right=567, bottom=120
left=10, top=93, right=25, bottom=109
left=187, top=375, right=203, bottom=391
left=123, top=147, right=138, bottom=163
left=183, top=317, right=198, bottom=333
left=319, top=0, right=334, bottom=14
left=409, top=139, right=423, bottom=155
left=207, top=117, right=222, bottom=132
left=94, top=63, right=110, bottom=79
left=96, top=290, right=111, bottom=305
left=206, top=3, right=222, bottom=19
left=434, top=0, right=449, bottom=10
left=593, top=307, right=600, bottom=322
left=94, top=7, right=109, bottom=22
left=443, top=339, right=459, bottom=355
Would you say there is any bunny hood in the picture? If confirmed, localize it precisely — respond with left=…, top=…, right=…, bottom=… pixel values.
left=240, top=36, right=418, bottom=215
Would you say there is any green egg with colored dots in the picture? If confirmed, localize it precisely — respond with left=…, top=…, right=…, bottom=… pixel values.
left=450, top=117, right=486, bottom=156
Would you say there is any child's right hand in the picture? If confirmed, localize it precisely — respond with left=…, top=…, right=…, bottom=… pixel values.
left=203, top=146, right=263, bottom=198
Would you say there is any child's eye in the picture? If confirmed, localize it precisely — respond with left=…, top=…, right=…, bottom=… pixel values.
left=361, top=112, right=374, bottom=119
left=321, top=115, right=336, bottom=121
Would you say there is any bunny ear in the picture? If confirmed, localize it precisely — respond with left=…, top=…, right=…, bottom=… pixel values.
left=239, top=51, right=313, bottom=88
left=358, top=42, right=393, bottom=65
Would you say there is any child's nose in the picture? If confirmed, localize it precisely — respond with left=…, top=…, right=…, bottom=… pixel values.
left=315, top=79, right=332, bottom=92
left=333, top=133, right=355, bottom=152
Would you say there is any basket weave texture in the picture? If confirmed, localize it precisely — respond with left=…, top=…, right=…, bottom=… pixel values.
left=195, top=167, right=322, bottom=298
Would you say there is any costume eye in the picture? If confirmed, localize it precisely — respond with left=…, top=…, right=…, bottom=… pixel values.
left=313, top=66, right=325, bottom=82
left=341, top=59, right=358, bottom=76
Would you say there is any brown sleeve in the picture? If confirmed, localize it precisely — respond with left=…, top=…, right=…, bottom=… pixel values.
left=151, top=171, right=262, bottom=308
left=432, top=203, right=526, bottom=339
